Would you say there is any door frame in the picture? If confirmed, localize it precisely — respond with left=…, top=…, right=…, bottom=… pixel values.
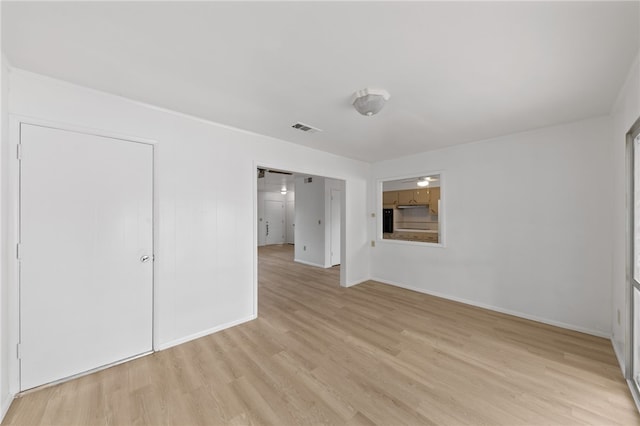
left=626, top=117, right=640, bottom=404
left=330, top=188, right=341, bottom=266
left=8, top=115, right=158, bottom=395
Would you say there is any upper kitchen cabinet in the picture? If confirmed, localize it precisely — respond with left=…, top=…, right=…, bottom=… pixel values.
left=398, top=189, right=429, bottom=205
left=429, top=187, right=440, bottom=214
left=415, top=189, right=429, bottom=204
left=383, top=191, right=398, bottom=207
left=398, top=189, right=414, bottom=205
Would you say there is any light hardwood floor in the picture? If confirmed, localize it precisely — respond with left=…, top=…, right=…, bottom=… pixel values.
left=4, top=244, right=639, bottom=425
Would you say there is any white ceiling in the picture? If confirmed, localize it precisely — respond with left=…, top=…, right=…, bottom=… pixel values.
left=3, top=2, right=639, bottom=163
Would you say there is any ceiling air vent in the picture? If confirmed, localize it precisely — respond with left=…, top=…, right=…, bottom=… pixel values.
left=291, top=122, right=322, bottom=134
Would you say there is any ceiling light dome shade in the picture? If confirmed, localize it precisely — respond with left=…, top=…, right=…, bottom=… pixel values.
left=351, top=88, right=390, bottom=116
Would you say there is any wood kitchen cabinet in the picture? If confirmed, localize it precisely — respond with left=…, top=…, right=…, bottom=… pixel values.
left=415, top=189, right=429, bottom=204
left=397, top=189, right=429, bottom=205
left=397, top=190, right=414, bottom=205
left=429, top=187, right=440, bottom=215
left=383, top=191, right=398, bottom=207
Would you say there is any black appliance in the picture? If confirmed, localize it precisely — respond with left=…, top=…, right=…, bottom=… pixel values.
left=383, top=208, right=394, bottom=233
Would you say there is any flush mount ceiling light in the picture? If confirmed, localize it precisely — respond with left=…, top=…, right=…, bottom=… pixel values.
left=351, top=88, right=390, bottom=117
left=417, top=178, right=430, bottom=187
left=281, top=186, right=287, bottom=195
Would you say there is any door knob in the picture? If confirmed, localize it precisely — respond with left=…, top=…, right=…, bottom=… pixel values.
left=140, top=255, right=151, bottom=263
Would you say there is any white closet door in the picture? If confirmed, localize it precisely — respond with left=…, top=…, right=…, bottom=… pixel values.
left=265, top=200, right=284, bottom=245
left=19, top=124, right=153, bottom=390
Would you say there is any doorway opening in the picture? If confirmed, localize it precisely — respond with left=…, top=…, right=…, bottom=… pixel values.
left=257, top=168, right=294, bottom=246
left=256, top=167, right=345, bottom=306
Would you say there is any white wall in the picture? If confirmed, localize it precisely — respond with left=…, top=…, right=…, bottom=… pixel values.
left=5, top=69, right=370, bottom=396
left=293, top=176, right=344, bottom=268
left=0, top=54, right=11, bottom=417
left=294, top=176, right=326, bottom=267
left=370, top=116, right=614, bottom=337
left=611, top=52, right=640, bottom=371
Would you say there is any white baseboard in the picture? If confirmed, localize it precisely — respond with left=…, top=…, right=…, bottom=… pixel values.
left=344, top=277, right=368, bottom=288
left=0, top=392, right=13, bottom=423
left=370, top=276, right=611, bottom=339
left=293, top=258, right=325, bottom=268
left=155, top=314, right=257, bottom=351
left=612, top=338, right=626, bottom=375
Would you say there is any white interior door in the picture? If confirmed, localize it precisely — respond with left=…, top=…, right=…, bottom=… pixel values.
left=330, top=189, right=341, bottom=266
left=265, top=200, right=284, bottom=245
left=286, top=200, right=295, bottom=244
left=19, top=124, right=153, bottom=390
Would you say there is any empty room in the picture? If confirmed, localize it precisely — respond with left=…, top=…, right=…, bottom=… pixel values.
left=1, top=1, right=640, bottom=424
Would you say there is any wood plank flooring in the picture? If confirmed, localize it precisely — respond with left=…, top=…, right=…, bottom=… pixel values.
left=4, top=244, right=639, bottom=425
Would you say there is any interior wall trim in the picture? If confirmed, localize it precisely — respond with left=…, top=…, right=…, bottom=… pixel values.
left=155, top=314, right=257, bottom=352
left=293, top=258, right=326, bottom=269
left=371, top=276, right=611, bottom=339
left=0, top=392, right=13, bottom=423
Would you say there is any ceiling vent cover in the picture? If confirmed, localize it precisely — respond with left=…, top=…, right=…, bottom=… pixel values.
left=292, top=122, right=322, bottom=134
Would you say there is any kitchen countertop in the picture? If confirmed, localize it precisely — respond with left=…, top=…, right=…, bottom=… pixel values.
left=394, top=229, right=438, bottom=233
left=383, top=231, right=439, bottom=243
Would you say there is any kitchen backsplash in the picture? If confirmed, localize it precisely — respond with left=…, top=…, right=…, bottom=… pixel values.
left=394, top=207, right=438, bottom=230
